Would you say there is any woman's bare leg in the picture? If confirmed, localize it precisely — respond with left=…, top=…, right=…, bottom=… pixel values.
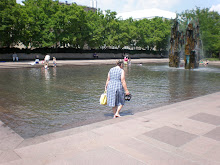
left=115, top=105, right=123, bottom=117
left=112, top=107, right=117, bottom=118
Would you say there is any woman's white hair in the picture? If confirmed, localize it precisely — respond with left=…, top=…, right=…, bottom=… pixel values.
left=116, top=59, right=124, bottom=66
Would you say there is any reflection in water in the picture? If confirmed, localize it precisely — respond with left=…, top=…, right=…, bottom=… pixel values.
left=0, top=63, right=220, bottom=138
left=44, top=68, right=50, bottom=81
left=53, top=67, right=57, bottom=79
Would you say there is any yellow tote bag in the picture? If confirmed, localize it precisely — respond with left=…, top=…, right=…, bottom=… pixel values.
left=100, top=91, right=107, bottom=105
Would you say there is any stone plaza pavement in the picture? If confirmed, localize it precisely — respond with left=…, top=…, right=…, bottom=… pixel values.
left=0, top=90, right=220, bottom=165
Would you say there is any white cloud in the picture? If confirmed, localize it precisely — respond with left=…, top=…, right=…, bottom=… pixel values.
left=98, top=0, right=127, bottom=12
left=117, top=8, right=176, bottom=20
left=117, top=0, right=181, bottom=13
left=69, top=0, right=181, bottom=13
left=16, top=0, right=181, bottom=13
left=210, top=4, right=220, bottom=13
left=16, top=0, right=219, bottom=15
left=68, top=0, right=88, bottom=6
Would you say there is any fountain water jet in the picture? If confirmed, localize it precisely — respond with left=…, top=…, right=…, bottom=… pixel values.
left=169, top=19, right=181, bottom=68
left=184, top=22, right=201, bottom=69
left=169, top=19, right=202, bottom=69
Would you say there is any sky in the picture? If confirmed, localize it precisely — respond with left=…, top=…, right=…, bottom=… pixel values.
left=17, top=0, right=220, bottom=14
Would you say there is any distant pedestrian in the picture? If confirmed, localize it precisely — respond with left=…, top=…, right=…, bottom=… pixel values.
left=44, top=54, right=50, bottom=68
left=204, top=59, right=209, bottom=66
left=53, top=57, right=57, bottom=67
left=93, top=52, right=98, bottom=59
left=12, top=52, right=18, bottom=62
left=124, top=55, right=128, bottom=65
left=35, top=55, right=40, bottom=64
left=44, top=54, right=50, bottom=63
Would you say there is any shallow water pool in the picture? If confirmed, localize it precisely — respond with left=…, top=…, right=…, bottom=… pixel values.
left=0, top=63, right=220, bottom=138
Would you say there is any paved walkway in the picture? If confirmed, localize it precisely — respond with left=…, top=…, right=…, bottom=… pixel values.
left=0, top=59, right=169, bottom=69
left=0, top=91, right=220, bottom=165
left=1, top=59, right=219, bottom=69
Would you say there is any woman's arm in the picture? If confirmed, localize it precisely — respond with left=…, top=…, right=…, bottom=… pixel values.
left=121, top=70, right=130, bottom=95
left=105, top=72, right=110, bottom=91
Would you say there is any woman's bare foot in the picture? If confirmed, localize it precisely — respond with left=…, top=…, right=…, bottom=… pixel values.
left=114, top=114, right=121, bottom=118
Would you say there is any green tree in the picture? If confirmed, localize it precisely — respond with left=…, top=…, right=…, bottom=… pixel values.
left=199, top=10, right=220, bottom=57
left=52, top=2, right=70, bottom=47
left=102, top=10, right=119, bottom=48
left=54, top=3, right=89, bottom=48
left=22, top=0, right=58, bottom=48
left=66, top=4, right=87, bottom=48
left=135, top=18, right=151, bottom=50
left=123, top=18, right=138, bottom=49
left=0, top=0, right=20, bottom=47
left=151, top=17, right=172, bottom=51
left=86, top=9, right=105, bottom=48
left=179, top=8, right=220, bottom=58
left=115, top=20, right=131, bottom=49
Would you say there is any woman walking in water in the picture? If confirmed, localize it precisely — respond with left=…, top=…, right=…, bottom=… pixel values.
left=105, top=60, right=130, bottom=118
